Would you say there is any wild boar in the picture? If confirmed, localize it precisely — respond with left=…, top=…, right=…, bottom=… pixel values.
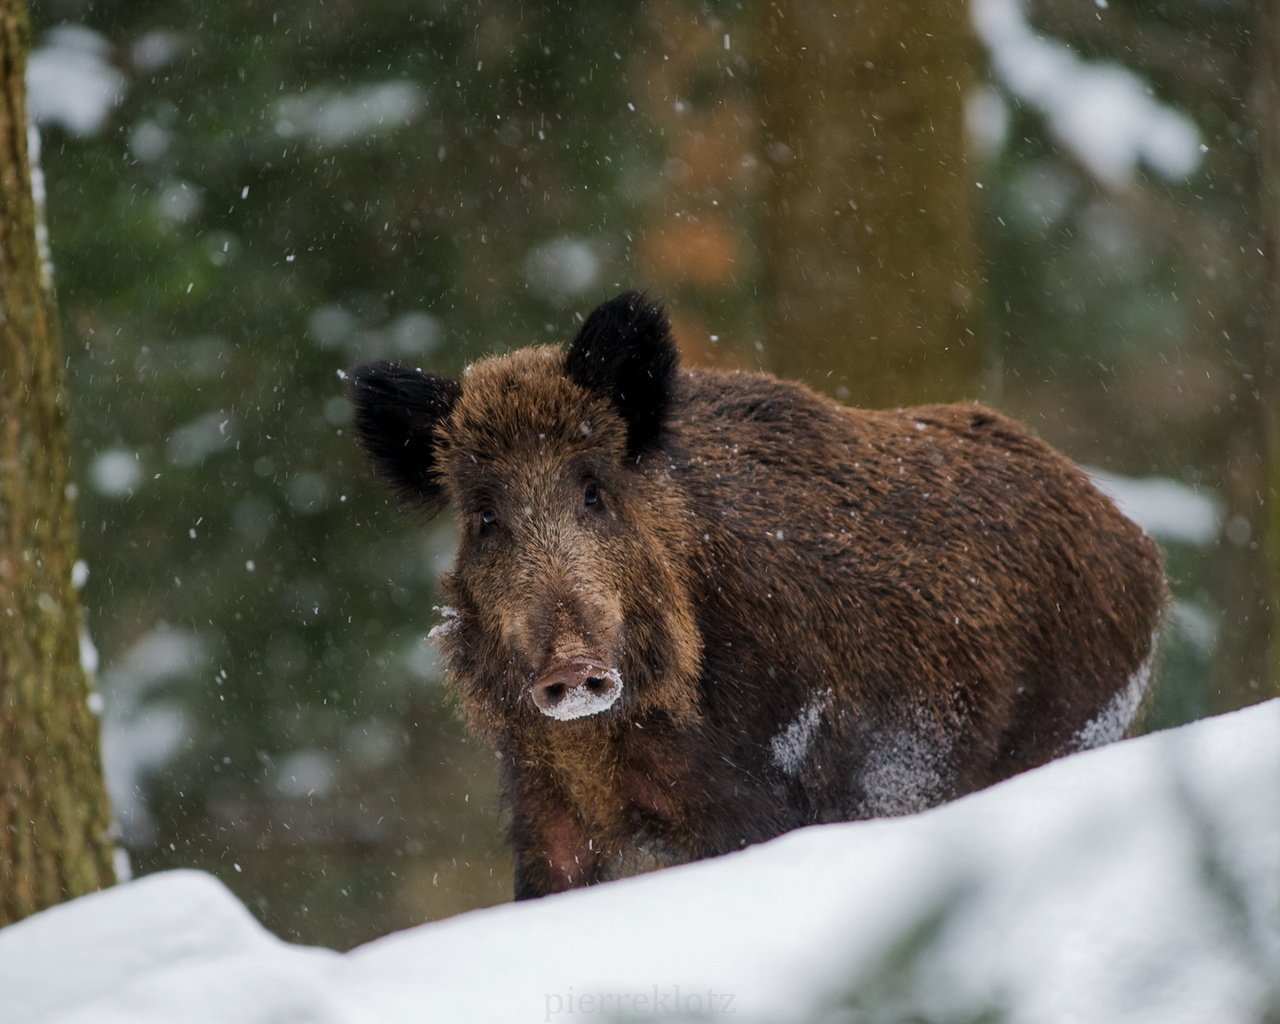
left=349, top=291, right=1166, bottom=898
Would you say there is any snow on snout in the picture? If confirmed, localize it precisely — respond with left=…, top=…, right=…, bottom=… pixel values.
left=537, top=668, right=623, bottom=721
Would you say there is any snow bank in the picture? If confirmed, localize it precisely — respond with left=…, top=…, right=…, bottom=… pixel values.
left=3, top=701, right=1278, bottom=1024
left=1, top=871, right=345, bottom=1024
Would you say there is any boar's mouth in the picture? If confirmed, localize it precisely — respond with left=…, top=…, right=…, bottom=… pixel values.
left=530, top=658, right=623, bottom=721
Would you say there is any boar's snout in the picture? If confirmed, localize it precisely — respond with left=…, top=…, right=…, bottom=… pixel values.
left=531, top=659, right=622, bottom=721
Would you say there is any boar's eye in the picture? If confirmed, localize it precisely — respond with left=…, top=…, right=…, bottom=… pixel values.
left=583, top=480, right=601, bottom=510
left=479, top=507, right=499, bottom=530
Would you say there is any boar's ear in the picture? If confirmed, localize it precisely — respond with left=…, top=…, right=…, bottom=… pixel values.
left=348, top=360, right=461, bottom=513
left=565, top=291, right=678, bottom=459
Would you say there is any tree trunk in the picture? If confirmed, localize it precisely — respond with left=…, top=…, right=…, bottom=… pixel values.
left=1206, top=0, right=1280, bottom=712
left=0, top=0, right=116, bottom=925
left=1253, top=0, right=1280, bottom=702
left=756, top=0, right=984, bottom=408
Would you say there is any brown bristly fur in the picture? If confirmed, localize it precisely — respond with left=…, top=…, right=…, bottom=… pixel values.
left=350, top=292, right=1167, bottom=899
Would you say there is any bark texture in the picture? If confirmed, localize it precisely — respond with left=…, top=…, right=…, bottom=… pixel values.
left=1207, top=0, right=1279, bottom=710
left=757, top=0, right=984, bottom=408
left=1258, top=0, right=1280, bottom=697
left=0, top=0, right=115, bottom=925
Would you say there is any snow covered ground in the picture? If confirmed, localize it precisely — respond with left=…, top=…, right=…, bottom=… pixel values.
left=3, top=700, right=1278, bottom=1024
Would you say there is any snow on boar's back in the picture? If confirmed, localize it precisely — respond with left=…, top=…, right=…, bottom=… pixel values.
left=349, top=291, right=1167, bottom=899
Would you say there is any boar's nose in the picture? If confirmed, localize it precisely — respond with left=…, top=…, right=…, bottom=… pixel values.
left=530, top=659, right=623, bottom=721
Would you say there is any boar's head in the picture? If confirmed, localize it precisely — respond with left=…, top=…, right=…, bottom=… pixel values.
left=349, top=293, right=702, bottom=735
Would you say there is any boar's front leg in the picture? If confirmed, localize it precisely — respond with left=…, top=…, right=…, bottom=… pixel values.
left=508, top=766, right=598, bottom=900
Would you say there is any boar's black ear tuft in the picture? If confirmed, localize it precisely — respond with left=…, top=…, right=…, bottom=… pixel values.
left=348, top=360, right=461, bottom=513
left=564, top=291, right=678, bottom=459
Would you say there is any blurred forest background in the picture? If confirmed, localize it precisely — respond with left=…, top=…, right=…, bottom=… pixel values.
left=25, top=0, right=1277, bottom=947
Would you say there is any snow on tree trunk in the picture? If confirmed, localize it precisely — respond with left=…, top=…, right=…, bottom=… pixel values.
left=0, top=0, right=115, bottom=925
left=756, top=0, right=984, bottom=409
